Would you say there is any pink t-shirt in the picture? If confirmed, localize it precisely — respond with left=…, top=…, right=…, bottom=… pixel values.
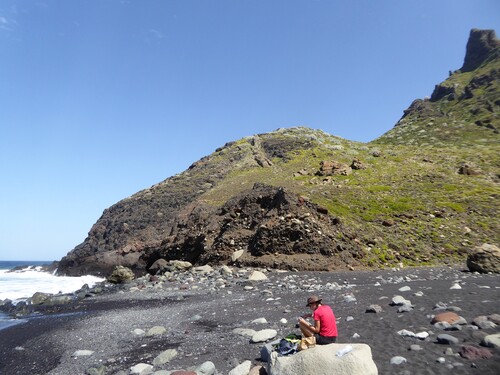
left=313, top=304, right=338, bottom=337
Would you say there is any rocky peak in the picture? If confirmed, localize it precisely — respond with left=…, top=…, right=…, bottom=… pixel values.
left=461, top=29, right=500, bottom=72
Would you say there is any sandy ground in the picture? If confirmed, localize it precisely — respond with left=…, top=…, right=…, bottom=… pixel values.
left=0, top=266, right=499, bottom=375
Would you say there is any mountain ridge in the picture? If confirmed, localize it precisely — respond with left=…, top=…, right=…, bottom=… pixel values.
left=58, top=29, right=500, bottom=276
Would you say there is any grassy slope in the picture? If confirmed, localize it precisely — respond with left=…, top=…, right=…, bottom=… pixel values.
left=192, top=126, right=499, bottom=268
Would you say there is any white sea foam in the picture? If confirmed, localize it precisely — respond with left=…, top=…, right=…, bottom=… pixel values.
left=0, top=267, right=104, bottom=302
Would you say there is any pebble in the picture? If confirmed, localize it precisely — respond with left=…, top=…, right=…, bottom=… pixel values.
left=251, top=329, right=277, bottom=343
left=228, top=360, right=251, bottom=375
left=343, top=294, right=357, bottom=303
left=437, top=334, right=459, bottom=345
left=391, top=296, right=411, bottom=306
left=152, top=349, right=178, bottom=365
left=390, top=356, right=407, bottom=365
left=366, top=304, right=383, bottom=313
left=130, top=363, right=153, bottom=374
left=251, top=317, right=268, bottom=324
left=398, top=304, right=413, bottom=313
left=146, top=326, right=167, bottom=336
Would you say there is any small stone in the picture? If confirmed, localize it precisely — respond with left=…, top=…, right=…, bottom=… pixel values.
left=398, top=304, right=413, bottom=313
left=450, top=283, right=462, bottom=290
left=86, top=366, right=107, bottom=375
left=472, top=315, right=497, bottom=329
left=153, top=349, right=178, bottom=365
left=73, top=350, right=94, bottom=357
left=399, top=286, right=411, bottom=292
left=391, top=296, right=411, bottom=306
left=390, top=356, right=407, bottom=365
left=129, top=363, right=153, bottom=374
left=366, top=304, right=383, bottom=313
left=251, top=329, right=277, bottom=343
left=232, top=328, right=256, bottom=338
left=132, top=329, right=145, bottom=336
left=437, top=334, right=459, bottom=345
left=409, top=344, right=422, bottom=351
left=195, top=361, right=216, bottom=375
left=228, top=360, right=252, bottom=375
left=343, top=294, right=357, bottom=303
left=482, top=333, right=500, bottom=349
left=252, top=317, right=268, bottom=324
left=459, top=345, right=493, bottom=360
left=146, top=326, right=167, bottom=336
left=248, top=271, right=268, bottom=281
left=415, top=331, right=429, bottom=340
left=437, top=357, right=446, bottom=363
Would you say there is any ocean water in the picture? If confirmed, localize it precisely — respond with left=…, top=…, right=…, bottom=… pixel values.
left=0, top=260, right=104, bottom=330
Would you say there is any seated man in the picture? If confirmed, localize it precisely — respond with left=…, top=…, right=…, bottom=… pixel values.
left=298, top=295, right=338, bottom=345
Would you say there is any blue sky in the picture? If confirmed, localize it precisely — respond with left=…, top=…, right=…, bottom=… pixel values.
left=0, top=0, right=499, bottom=261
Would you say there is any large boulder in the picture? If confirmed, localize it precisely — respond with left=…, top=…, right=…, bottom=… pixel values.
left=467, top=243, right=500, bottom=273
left=267, top=343, right=377, bottom=375
left=107, top=266, right=135, bottom=283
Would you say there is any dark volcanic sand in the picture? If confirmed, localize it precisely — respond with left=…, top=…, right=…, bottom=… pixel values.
left=0, top=266, right=499, bottom=375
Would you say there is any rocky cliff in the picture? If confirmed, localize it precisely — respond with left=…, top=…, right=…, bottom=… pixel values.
left=58, top=29, right=500, bottom=277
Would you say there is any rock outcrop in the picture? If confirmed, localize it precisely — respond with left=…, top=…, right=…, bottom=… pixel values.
left=376, top=28, right=500, bottom=146
left=461, top=29, right=500, bottom=72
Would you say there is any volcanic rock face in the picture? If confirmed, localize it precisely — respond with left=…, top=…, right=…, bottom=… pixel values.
left=461, top=29, right=500, bottom=72
left=143, top=183, right=358, bottom=273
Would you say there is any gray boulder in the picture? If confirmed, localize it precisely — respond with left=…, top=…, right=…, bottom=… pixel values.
left=107, top=266, right=135, bottom=284
left=30, top=292, right=50, bottom=305
left=267, top=343, right=378, bottom=375
left=467, top=243, right=500, bottom=273
left=482, top=333, right=500, bottom=349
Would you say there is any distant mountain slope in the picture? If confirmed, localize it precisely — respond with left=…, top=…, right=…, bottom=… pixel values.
left=374, top=29, right=499, bottom=147
left=58, top=30, right=500, bottom=277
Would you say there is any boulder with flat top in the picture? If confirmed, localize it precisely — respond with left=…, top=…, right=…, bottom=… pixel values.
left=267, top=343, right=377, bottom=375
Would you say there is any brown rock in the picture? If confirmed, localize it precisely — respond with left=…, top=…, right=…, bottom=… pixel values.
left=431, top=312, right=462, bottom=325
left=459, top=345, right=493, bottom=360
left=317, top=160, right=352, bottom=176
left=351, top=158, right=366, bottom=170
left=458, top=163, right=482, bottom=176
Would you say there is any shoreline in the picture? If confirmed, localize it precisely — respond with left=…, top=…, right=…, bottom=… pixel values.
left=1, top=265, right=499, bottom=374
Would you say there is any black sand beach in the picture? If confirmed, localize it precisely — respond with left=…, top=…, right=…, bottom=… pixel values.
left=1, top=266, right=499, bottom=374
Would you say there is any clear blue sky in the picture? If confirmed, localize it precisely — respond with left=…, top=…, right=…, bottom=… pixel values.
left=1, top=1, right=499, bottom=261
